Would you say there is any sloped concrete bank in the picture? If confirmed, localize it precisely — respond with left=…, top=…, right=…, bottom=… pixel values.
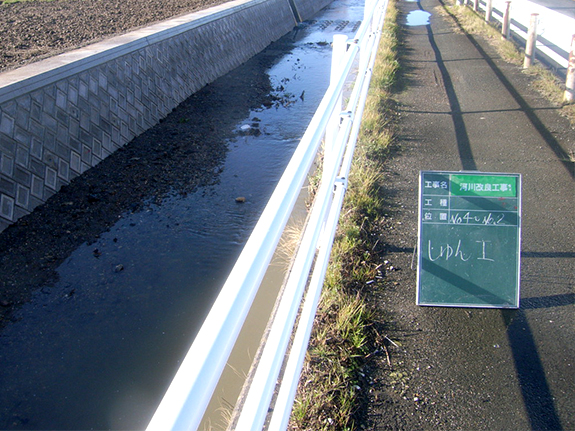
left=0, top=0, right=331, bottom=232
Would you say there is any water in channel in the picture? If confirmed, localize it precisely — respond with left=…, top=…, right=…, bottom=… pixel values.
left=0, top=0, right=365, bottom=429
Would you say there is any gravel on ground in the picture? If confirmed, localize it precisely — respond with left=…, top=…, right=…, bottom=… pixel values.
left=0, top=0, right=230, bottom=73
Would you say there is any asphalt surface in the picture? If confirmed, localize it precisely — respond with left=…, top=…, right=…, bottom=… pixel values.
left=367, top=0, right=574, bottom=429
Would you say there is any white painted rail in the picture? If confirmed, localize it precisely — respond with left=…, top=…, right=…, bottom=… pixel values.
left=146, top=0, right=389, bottom=429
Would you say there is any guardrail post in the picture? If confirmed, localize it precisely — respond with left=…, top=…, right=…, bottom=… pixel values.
left=365, top=0, right=376, bottom=34
left=364, top=0, right=373, bottom=21
left=523, top=13, right=538, bottom=68
left=502, top=2, right=511, bottom=39
left=485, top=0, right=493, bottom=22
left=564, top=35, right=575, bottom=104
left=324, top=35, right=348, bottom=182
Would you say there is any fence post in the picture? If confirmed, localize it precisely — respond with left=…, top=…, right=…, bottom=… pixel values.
left=564, top=35, right=575, bottom=104
left=485, top=0, right=493, bottom=22
left=523, top=13, right=538, bottom=68
left=473, top=0, right=479, bottom=12
left=502, top=2, right=511, bottom=39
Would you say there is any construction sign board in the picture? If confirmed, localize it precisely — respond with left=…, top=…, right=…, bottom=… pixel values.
left=417, top=171, right=521, bottom=308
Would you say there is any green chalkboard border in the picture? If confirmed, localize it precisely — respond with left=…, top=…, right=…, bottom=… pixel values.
left=416, top=170, right=522, bottom=309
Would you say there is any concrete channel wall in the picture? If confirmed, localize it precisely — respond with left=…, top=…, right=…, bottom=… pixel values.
left=0, top=0, right=332, bottom=232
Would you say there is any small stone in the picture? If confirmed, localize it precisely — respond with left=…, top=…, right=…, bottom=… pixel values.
left=114, top=264, right=124, bottom=273
left=235, top=197, right=246, bottom=203
left=239, top=124, right=260, bottom=136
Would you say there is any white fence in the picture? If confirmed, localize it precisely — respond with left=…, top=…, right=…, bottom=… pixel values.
left=469, top=0, right=575, bottom=70
left=146, top=0, right=389, bottom=429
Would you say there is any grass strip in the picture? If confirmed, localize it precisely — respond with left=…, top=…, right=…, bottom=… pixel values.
left=288, top=2, right=399, bottom=429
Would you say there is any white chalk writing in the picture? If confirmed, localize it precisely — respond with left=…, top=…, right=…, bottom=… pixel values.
left=449, top=212, right=505, bottom=225
left=476, top=240, right=494, bottom=261
left=427, top=239, right=495, bottom=262
left=428, top=240, right=471, bottom=262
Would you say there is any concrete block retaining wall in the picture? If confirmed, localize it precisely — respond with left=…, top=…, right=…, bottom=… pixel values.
left=294, top=0, right=332, bottom=24
left=0, top=0, right=332, bottom=232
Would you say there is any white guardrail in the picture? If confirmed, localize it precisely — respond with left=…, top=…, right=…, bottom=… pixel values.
left=146, top=0, right=389, bottom=429
left=472, top=0, right=575, bottom=70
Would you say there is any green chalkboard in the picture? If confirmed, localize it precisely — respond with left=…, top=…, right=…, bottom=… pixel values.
left=417, top=171, right=521, bottom=308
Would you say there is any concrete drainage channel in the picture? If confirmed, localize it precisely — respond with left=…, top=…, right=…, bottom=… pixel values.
left=0, top=0, right=330, bottom=232
left=0, top=0, right=368, bottom=428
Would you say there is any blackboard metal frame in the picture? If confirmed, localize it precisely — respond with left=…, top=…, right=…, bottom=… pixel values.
left=416, top=170, right=522, bottom=309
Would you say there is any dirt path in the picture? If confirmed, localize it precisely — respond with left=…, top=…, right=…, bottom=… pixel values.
left=366, top=0, right=574, bottom=429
